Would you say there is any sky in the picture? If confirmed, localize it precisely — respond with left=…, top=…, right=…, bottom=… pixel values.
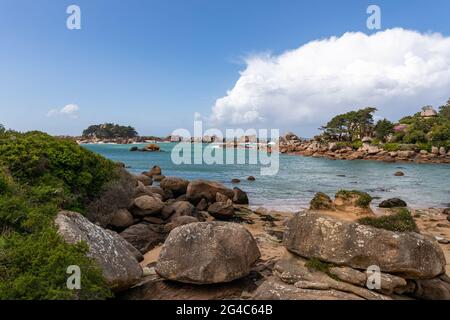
left=1, top=0, right=450, bottom=137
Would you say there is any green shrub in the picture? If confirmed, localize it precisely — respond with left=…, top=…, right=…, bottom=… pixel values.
left=358, top=208, right=418, bottom=233
left=335, top=190, right=372, bottom=208
left=0, top=131, right=119, bottom=299
left=351, top=140, right=363, bottom=149
left=310, top=192, right=334, bottom=210
left=305, top=258, right=339, bottom=281
left=0, top=227, right=111, bottom=300
left=383, top=143, right=400, bottom=152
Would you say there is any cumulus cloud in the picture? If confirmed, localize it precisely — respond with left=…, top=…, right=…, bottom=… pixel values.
left=209, top=28, right=450, bottom=134
left=47, top=104, right=80, bottom=118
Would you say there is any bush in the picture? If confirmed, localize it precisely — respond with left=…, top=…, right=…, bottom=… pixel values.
left=305, top=258, right=339, bottom=281
left=310, top=192, right=334, bottom=210
left=358, top=208, right=418, bottom=233
left=351, top=140, right=363, bottom=149
left=383, top=143, right=400, bottom=152
left=0, top=227, right=111, bottom=300
left=335, top=190, right=372, bottom=208
left=0, top=131, right=119, bottom=299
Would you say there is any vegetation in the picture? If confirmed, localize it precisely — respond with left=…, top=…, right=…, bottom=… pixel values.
left=0, top=130, right=117, bottom=299
left=82, top=123, right=138, bottom=139
left=319, top=98, right=450, bottom=150
left=320, top=107, right=377, bottom=142
left=305, top=258, right=339, bottom=281
left=310, top=192, right=334, bottom=210
left=358, top=208, right=418, bottom=233
left=335, top=190, right=372, bottom=208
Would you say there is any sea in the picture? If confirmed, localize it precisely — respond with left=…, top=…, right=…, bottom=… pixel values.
left=83, top=143, right=450, bottom=211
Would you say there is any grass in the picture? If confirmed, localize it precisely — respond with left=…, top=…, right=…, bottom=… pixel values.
left=358, top=208, right=418, bottom=233
left=305, top=258, right=339, bottom=281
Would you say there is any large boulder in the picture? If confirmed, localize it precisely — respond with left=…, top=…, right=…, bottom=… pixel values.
left=156, top=222, right=261, bottom=284
left=55, top=211, right=142, bottom=292
left=132, top=195, right=164, bottom=216
left=160, top=177, right=189, bottom=197
left=283, top=212, right=446, bottom=279
left=120, top=223, right=166, bottom=253
left=186, top=180, right=234, bottom=205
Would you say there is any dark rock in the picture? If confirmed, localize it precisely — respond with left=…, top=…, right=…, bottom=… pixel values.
left=233, top=187, right=249, bottom=205
left=196, top=198, right=208, bottom=211
left=120, top=223, right=166, bottom=253
left=136, top=174, right=153, bottom=186
left=152, top=174, right=165, bottom=182
left=132, top=195, right=164, bottom=216
left=160, top=177, right=189, bottom=197
left=247, top=176, right=256, bottom=181
left=186, top=180, right=234, bottom=205
left=147, top=165, right=162, bottom=177
left=110, top=209, right=134, bottom=229
left=394, top=171, right=405, bottom=176
left=164, top=216, right=199, bottom=233
left=379, top=198, right=407, bottom=208
left=412, top=278, right=450, bottom=300
left=231, top=178, right=241, bottom=184
left=207, top=200, right=235, bottom=220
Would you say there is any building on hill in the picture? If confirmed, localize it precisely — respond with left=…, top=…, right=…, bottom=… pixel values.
left=420, top=106, right=438, bottom=118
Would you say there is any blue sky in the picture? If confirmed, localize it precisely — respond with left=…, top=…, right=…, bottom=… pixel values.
left=1, top=0, right=450, bottom=137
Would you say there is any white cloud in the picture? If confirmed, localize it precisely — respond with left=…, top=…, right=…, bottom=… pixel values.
left=47, top=104, right=80, bottom=118
left=209, top=28, right=450, bottom=134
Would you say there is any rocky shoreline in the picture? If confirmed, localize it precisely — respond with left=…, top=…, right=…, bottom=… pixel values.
left=280, top=133, right=450, bottom=164
left=51, top=164, right=450, bottom=300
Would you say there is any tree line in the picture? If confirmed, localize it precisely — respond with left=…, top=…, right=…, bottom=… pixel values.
left=319, top=98, right=450, bottom=149
left=82, top=123, right=138, bottom=139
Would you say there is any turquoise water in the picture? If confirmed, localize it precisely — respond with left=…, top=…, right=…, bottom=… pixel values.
left=83, top=143, right=450, bottom=211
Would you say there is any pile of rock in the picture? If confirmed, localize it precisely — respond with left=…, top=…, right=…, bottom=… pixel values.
left=94, top=166, right=250, bottom=255
left=253, top=212, right=450, bottom=300
left=279, top=134, right=450, bottom=164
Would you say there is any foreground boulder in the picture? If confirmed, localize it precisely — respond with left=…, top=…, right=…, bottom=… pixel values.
left=156, top=222, right=261, bottom=284
left=55, top=211, right=142, bottom=292
left=186, top=180, right=234, bottom=205
left=284, top=212, right=446, bottom=279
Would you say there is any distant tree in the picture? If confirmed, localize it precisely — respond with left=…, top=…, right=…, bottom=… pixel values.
left=0, top=124, right=4, bottom=134
left=439, top=98, right=450, bottom=119
left=374, top=119, right=394, bottom=142
left=320, top=107, right=377, bottom=141
left=82, top=123, right=138, bottom=138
